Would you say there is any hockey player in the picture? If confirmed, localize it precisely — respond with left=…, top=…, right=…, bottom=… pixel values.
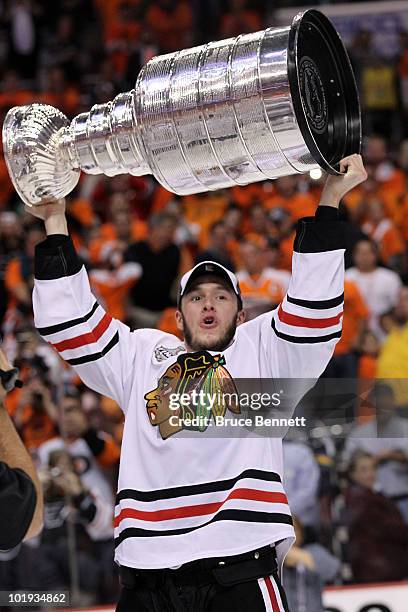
left=28, top=155, right=366, bottom=611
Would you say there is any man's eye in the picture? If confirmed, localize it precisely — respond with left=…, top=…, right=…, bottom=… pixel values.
left=217, top=294, right=227, bottom=300
left=191, top=295, right=201, bottom=301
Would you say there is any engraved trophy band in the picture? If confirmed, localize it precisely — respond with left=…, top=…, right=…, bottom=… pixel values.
left=2, top=9, right=361, bottom=206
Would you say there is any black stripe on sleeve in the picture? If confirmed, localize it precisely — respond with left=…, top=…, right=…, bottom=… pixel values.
left=286, top=293, right=344, bottom=310
left=67, top=332, right=119, bottom=366
left=116, top=469, right=281, bottom=504
left=114, top=510, right=293, bottom=545
left=37, top=302, right=99, bottom=336
left=271, top=318, right=341, bottom=344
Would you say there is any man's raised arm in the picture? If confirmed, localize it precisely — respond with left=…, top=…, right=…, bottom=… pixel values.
left=270, top=154, right=367, bottom=378
left=28, top=199, right=139, bottom=410
left=241, top=155, right=367, bottom=382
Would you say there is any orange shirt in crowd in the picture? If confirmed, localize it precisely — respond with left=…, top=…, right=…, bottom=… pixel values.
left=88, top=219, right=148, bottom=263
left=231, top=184, right=266, bottom=210
left=90, top=263, right=141, bottom=321
left=277, top=232, right=295, bottom=272
left=343, top=172, right=406, bottom=224
left=151, top=186, right=174, bottom=213
left=237, top=269, right=289, bottom=307
left=145, top=1, right=192, bottom=52
left=18, top=404, right=57, bottom=451
left=156, top=307, right=182, bottom=339
left=335, top=280, right=369, bottom=356
left=264, top=191, right=317, bottom=221
left=362, top=219, right=405, bottom=265
left=398, top=194, right=408, bottom=242
left=184, top=193, right=228, bottom=249
left=68, top=198, right=97, bottom=228
left=358, top=354, right=377, bottom=380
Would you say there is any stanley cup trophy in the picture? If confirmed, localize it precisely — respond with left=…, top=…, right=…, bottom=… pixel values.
left=2, top=9, right=361, bottom=206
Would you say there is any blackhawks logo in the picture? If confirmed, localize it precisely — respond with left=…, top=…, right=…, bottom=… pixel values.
left=144, top=351, right=240, bottom=439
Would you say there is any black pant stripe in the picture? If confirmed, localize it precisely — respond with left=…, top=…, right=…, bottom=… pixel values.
left=67, top=331, right=119, bottom=365
left=114, top=510, right=293, bottom=546
left=116, top=469, right=282, bottom=504
left=37, top=301, right=99, bottom=336
left=286, top=292, right=344, bottom=309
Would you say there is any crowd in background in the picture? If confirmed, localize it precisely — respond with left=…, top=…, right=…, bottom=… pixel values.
left=0, top=0, right=408, bottom=608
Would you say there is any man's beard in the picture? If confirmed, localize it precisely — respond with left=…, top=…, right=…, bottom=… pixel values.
left=182, top=315, right=237, bottom=352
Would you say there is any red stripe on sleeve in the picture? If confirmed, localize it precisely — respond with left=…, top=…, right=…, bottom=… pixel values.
left=278, top=304, right=343, bottom=328
left=114, top=489, right=288, bottom=527
left=52, top=313, right=112, bottom=351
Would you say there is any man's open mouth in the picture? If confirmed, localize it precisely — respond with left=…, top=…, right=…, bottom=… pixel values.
left=200, top=316, right=218, bottom=329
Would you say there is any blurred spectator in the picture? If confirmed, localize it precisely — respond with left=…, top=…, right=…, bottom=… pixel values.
left=284, top=516, right=339, bottom=612
left=364, top=136, right=405, bottom=199
left=4, top=224, right=45, bottom=324
left=37, top=393, right=118, bottom=508
left=283, top=442, right=320, bottom=530
left=325, top=279, right=369, bottom=379
left=90, top=244, right=142, bottom=322
left=13, top=375, right=58, bottom=452
left=362, top=198, right=405, bottom=271
left=0, top=212, right=23, bottom=325
left=264, top=176, right=317, bottom=221
left=377, top=286, right=408, bottom=408
left=236, top=235, right=289, bottom=320
left=268, top=208, right=296, bottom=272
left=357, top=330, right=379, bottom=381
left=362, top=59, right=399, bottom=139
left=346, top=238, right=401, bottom=341
left=88, top=193, right=147, bottom=265
left=35, top=448, right=115, bottom=603
left=125, top=212, right=191, bottom=328
left=344, top=450, right=408, bottom=583
left=163, top=198, right=200, bottom=248
left=344, top=383, right=408, bottom=522
left=196, top=221, right=235, bottom=271
left=7, top=0, right=39, bottom=80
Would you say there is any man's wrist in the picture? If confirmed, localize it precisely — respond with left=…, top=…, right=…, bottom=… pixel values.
left=44, top=214, right=68, bottom=236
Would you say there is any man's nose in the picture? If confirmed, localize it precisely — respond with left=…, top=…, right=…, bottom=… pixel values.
left=202, top=299, right=215, bottom=311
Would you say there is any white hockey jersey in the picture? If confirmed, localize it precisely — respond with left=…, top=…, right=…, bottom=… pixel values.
left=32, top=207, right=345, bottom=570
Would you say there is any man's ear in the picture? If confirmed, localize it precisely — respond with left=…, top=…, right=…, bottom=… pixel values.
left=236, top=309, right=246, bottom=326
left=175, top=309, right=184, bottom=332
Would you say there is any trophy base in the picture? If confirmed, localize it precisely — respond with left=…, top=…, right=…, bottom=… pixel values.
left=2, top=104, right=80, bottom=206
left=288, top=10, right=361, bottom=175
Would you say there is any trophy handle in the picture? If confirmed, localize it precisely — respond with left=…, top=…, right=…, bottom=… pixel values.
left=2, top=104, right=80, bottom=207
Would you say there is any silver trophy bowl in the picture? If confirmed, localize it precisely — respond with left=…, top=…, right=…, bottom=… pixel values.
left=2, top=9, right=361, bottom=206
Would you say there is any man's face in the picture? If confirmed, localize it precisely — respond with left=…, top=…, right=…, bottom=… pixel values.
left=60, top=399, right=87, bottom=437
left=176, top=278, right=245, bottom=352
left=351, top=456, right=376, bottom=490
left=353, top=241, right=376, bottom=271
